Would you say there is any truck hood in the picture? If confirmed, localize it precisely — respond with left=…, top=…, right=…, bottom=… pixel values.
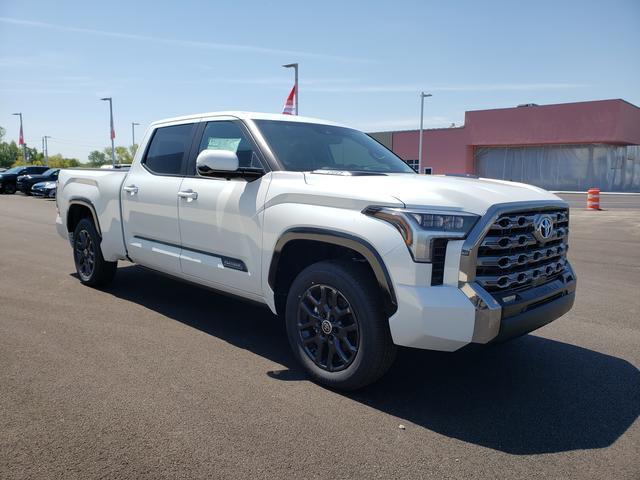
left=303, top=172, right=562, bottom=215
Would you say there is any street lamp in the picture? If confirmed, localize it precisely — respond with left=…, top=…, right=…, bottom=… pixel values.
left=42, top=135, right=51, bottom=166
left=282, top=63, right=299, bottom=115
left=100, top=97, right=116, bottom=167
left=418, top=92, right=432, bottom=172
left=131, top=122, right=140, bottom=151
left=12, top=112, right=27, bottom=164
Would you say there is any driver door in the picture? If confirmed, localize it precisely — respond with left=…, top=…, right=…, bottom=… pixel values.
left=177, top=119, right=271, bottom=296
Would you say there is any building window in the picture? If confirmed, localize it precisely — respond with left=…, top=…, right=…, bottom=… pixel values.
left=405, top=159, right=419, bottom=172
left=424, top=167, right=433, bottom=175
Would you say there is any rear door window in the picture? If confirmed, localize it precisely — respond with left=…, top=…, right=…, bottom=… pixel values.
left=143, top=123, right=195, bottom=175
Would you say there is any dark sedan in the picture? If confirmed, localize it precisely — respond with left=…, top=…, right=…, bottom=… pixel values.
left=0, top=166, right=49, bottom=194
left=17, top=168, right=60, bottom=195
left=31, top=180, right=57, bottom=198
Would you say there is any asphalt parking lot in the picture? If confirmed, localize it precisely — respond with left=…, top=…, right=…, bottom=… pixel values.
left=1, top=194, right=638, bottom=479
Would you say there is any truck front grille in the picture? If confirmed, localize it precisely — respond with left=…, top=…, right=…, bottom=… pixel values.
left=475, top=207, right=569, bottom=294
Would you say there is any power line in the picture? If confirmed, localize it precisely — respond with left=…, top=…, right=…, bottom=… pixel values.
left=47, top=137, right=107, bottom=149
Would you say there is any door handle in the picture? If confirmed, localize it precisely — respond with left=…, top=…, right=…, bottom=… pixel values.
left=177, top=189, right=198, bottom=201
left=123, top=185, right=138, bottom=195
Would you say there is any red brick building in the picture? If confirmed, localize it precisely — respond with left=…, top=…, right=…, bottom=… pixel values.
left=370, top=99, right=640, bottom=192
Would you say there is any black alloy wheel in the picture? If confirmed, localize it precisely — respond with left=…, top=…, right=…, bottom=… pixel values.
left=72, top=218, right=117, bottom=287
left=297, top=284, right=359, bottom=372
left=74, top=228, right=96, bottom=281
left=285, top=259, right=396, bottom=390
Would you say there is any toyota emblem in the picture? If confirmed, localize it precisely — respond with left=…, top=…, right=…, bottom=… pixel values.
left=535, top=215, right=554, bottom=242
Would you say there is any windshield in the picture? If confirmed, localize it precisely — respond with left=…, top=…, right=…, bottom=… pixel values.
left=42, top=168, right=57, bottom=176
left=3, top=166, right=25, bottom=174
left=255, top=120, right=415, bottom=174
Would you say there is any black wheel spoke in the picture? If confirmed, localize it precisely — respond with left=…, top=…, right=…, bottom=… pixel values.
left=305, top=291, right=320, bottom=307
left=75, top=229, right=96, bottom=280
left=340, top=336, right=357, bottom=353
left=333, top=338, right=349, bottom=363
left=303, top=334, right=319, bottom=345
left=326, top=340, right=336, bottom=371
left=297, top=283, right=359, bottom=372
left=314, top=338, right=325, bottom=364
left=299, top=302, right=322, bottom=324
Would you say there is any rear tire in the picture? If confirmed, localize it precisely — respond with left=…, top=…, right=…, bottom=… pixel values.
left=73, top=218, right=117, bottom=287
left=4, top=184, right=16, bottom=194
left=285, top=259, right=396, bottom=390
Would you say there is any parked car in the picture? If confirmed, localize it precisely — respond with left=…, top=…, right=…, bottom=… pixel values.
left=56, top=112, right=576, bottom=390
left=0, top=166, right=49, bottom=194
left=31, top=180, right=57, bottom=198
left=17, top=168, right=60, bottom=194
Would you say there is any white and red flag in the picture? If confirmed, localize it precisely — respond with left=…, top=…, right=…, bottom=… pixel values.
left=110, top=119, right=116, bottom=140
left=282, top=85, right=296, bottom=115
left=18, top=124, right=24, bottom=146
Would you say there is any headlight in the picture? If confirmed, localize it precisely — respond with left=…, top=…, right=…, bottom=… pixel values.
left=363, top=206, right=479, bottom=262
left=43, top=181, right=56, bottom=188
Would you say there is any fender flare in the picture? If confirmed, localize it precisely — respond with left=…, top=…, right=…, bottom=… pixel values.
left=68, top=198, right=102, bottom=237
left=268, top=227, right=398, bottom=316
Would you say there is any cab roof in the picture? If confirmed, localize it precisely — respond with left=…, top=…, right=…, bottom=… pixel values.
left=150, top=111, right=348, bottom=128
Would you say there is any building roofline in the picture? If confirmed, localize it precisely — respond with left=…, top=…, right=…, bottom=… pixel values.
left=369, top=125, right=465, bottom=135
left=466, top=98, right=639, bottom=114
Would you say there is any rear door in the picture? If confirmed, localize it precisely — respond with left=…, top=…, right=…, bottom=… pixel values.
left=177, top=119, right=271, bottom=295
left=121, top=121, right=196, bottom=275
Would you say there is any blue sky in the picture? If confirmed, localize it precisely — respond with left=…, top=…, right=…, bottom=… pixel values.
left=1, top=0, right=639, bottom=161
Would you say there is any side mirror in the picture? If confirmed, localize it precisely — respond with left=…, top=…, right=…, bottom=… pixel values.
left=196, top=149, right=239, bottom=177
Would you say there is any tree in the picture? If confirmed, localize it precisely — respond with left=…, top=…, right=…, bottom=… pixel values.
left=0, top=139, right=20, bottom=169
left=11, top=145, right=40, bottom=166
left=47, top=154, right=81, bottom=168
left=87, top=150, right=108, bottom=167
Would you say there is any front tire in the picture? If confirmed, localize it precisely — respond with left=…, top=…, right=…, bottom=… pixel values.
left=73, top=218, right=117, bottom=287
left=4, top=183, right=16, bottom=194
left=285, top=259, right=396, bottom=390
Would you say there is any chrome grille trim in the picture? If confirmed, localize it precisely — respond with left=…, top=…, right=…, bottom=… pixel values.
left=480, top=227, right=567, bottom=250
left=476, top=258, right=567, bottom=290
left=475, top=206, right=569, bottom=294
left=459, top=200, right=570, bottom=287
left=476, top=242, right=567, bottom=268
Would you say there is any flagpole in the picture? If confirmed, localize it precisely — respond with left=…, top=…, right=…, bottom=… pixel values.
left=283, top=63, right=299, bottom=115
left=101, top=97, right=116, bottom=167
left=12, top=112, right=26, bottom=164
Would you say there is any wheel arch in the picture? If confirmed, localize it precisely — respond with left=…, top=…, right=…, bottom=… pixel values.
left=268, top=227, right=397, bottom=317
left=67, top=199, right=102, bottom=237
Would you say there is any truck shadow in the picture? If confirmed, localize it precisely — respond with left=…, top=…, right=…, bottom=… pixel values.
left=102, top=265, right=639, bottom=456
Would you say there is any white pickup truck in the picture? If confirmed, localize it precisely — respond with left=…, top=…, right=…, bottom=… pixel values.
left=56, top=112, right=576, bottom=390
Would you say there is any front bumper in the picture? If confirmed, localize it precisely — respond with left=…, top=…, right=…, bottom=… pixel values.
left=462, top=263, right=576, bottom=344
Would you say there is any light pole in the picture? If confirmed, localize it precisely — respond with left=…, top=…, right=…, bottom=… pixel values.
left=100, top=97, right=116, bottom=167
left=43, top=135, right=51, bottom=166
left=418, top=92, right=432, bottom=172
left=282, top=63, right=299, bottom=115
left=131, top=122, right=140, bottom=151
left=12, top=112, right=26, bottom=164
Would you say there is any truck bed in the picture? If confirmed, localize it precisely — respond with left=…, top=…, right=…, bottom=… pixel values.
left=57, top=168, right=129, bottom=261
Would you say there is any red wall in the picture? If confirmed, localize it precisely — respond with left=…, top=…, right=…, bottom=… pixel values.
left=389, top=99, right=640, bottom=174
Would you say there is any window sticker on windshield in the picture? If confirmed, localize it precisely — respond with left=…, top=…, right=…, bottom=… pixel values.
left=207, top=137, right=241, bottom=152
